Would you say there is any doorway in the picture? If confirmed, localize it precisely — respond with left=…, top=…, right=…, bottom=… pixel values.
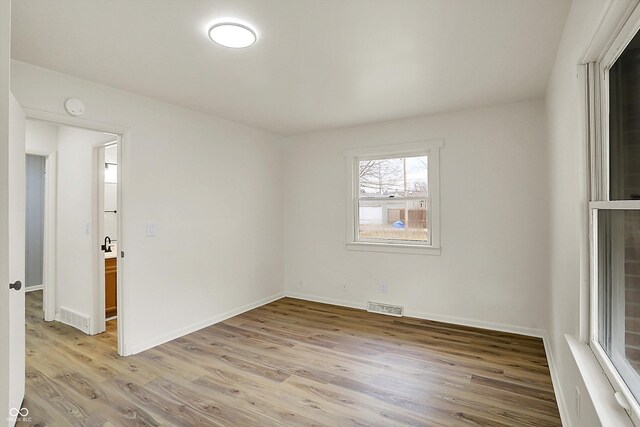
left=102, top=143, right=119, bottom=322
left=24, top=119, right=124, bottom=354
left=25, top=154, right=45, bottom=292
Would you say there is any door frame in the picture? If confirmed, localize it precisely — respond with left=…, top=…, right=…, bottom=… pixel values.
left=43, top=151, right=56, bottom=322
left=24, top=137, right=57, bottom=323
left=24, top=107, right=129, bottom=356
left=93, top=140, right=118, bottom=335
left=24, top=153, right=47, bottom=293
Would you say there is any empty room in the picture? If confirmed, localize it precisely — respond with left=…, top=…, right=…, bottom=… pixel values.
left=2, top=0, right=640, bottom=426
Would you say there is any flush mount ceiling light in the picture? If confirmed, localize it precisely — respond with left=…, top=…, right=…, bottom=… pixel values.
left=208, top=20, right=257, bottom=48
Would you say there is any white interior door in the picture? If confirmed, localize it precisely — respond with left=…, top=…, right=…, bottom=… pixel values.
left=6, top=93, right=26, bottom=425
left=94, top=146, right=106, bottom=334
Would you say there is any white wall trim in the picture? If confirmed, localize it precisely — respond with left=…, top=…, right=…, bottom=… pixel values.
left=286, top=291, right=368, bottom=311
left=24, top=110, right=131, bottom=357
left=42, top=151, right=56, bottom=322
left=343, top=139, right=444, bottom=254
left=345, top=241, right=442, bottom=255
left=22, top=107, right=129, bottom=136
left=286, top=291, right=545, bottom=338
left=565, top=334, right=634, bottom=426
left=403, top=308, right=546, bottom=338
left=90, top=145, right=104, bottom=336
left=25, top=285, right=43, bottom=292
left=582, top=0, right=639, bottom=64
left=127, top=291, right=286, bottom=356
left=542, top=335, right=572, bottom=427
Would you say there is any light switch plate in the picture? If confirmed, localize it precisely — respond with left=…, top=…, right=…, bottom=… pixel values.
left=146, top=222, right=157, bottom=237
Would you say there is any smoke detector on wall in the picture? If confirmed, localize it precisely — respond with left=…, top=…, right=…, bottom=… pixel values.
left=64, top=98, right=85, bottom=116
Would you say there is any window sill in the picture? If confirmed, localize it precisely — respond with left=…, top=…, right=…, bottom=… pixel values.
left=345, top=241, right=441, bottom=255
left=565, top=334, right=634, bottom=426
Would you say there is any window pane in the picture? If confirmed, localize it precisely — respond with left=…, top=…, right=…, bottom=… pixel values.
left=597, top=209, right=640, bottom=400
left=358, top=199, right=428, bottom=242
left=406, top=156, right=428, bottom=196
left=610, top=31, right=640, bottom=200
left=359, top=156, right=427, bottom=197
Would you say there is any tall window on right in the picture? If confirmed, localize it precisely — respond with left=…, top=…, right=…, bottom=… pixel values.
left=590, top=20, right=640, bottom=421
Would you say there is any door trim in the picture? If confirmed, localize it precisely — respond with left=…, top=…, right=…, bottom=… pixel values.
left=43, top=151, right=56, bottom=322
left=23, top=107, right=130, bottom=356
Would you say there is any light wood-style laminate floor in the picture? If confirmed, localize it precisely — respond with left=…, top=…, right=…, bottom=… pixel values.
left=22, top=291, right=561, bottom=426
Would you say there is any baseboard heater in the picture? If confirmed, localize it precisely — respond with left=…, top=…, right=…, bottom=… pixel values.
left=367, top=301, right=404, bottom=317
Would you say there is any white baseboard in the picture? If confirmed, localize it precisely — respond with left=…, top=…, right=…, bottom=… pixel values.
left=285, top=291, right=545, bottom=338
left=542, top=334, right=571, bottom=427
left=25, top=284, right=43, bottom=292
left=285, top=291, right=367, bottom=311
left=403, top=308, right=546, bottom=338
left=127, top=291, right=286, bottom=355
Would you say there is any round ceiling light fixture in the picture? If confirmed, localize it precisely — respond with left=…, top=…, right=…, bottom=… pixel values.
left=208, top=20, right=257, bottom=49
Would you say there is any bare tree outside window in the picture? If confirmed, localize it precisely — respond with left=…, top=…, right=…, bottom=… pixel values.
left=357, top=156, right=429, bottom=242
left=359, top=158, right=404, bottom=195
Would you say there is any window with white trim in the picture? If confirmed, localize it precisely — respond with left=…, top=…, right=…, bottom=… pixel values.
left=589, top=8, right=640, bottom=423
left=344, top=141, right=443, bottom=255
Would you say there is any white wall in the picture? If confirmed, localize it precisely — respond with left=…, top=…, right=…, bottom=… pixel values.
left=11, top=60, right=284, bottom=355
left=55, top=125, right=111, bottom=327
left=10, top=7, right=627, bottom=425
left=25, top=119, right=57, bottom=155
left=545, top=0, right=630, bottom=426
left=282, top=100, right=550, bottom=335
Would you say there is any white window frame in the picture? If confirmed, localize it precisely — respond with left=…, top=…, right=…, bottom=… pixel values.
left=588, top=5, right=640, bottom=424
left=343, top=140, right=443, bottom=255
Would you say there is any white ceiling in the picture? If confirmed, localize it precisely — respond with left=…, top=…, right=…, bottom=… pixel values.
left=11, top=0, right=571, bottom=136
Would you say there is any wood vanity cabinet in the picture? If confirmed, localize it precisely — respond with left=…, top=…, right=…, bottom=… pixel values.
left=105, top=257, right=117, bottom=318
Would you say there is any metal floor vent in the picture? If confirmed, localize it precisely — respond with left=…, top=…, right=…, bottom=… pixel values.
left=367, top=301, right=404, bottom=317
left=58, top=306, right=90, bottom=333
